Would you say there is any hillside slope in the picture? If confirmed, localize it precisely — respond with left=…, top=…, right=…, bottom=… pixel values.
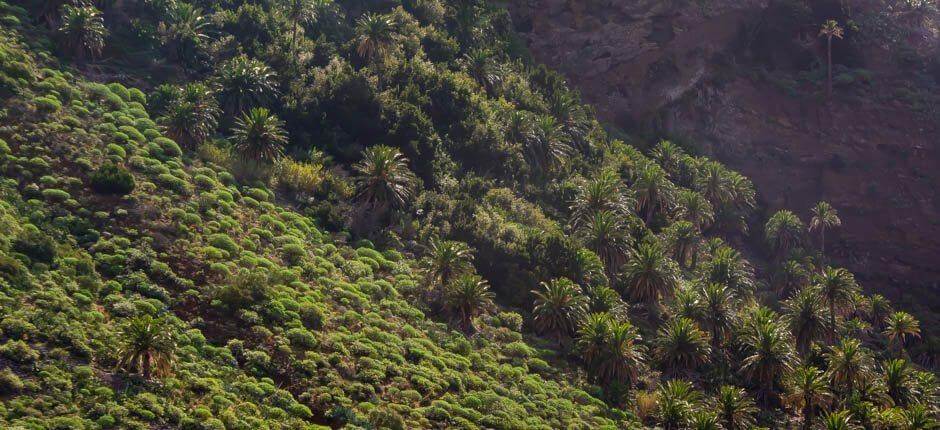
left=507, top=0, right=940, bottom=323
left=0, top=0, right=937, bottom=429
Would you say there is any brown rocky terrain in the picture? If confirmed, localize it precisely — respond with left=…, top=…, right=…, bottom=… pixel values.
left=507, top=0, right=940, bottom=323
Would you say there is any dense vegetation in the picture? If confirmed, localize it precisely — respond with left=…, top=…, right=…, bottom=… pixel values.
left=0, top=0, right=935, bottom=428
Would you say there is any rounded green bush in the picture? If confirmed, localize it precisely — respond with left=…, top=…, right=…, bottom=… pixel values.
left=90, top=163, right=135, bottom=195
left=34, top=95, right=61, bottom=112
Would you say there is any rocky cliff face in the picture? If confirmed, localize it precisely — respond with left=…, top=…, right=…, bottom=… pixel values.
left=508, top=0, right=940, bottom=320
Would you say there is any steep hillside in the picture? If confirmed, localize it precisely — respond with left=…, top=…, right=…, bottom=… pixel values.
left=507, top=0, right=940, bottom=325
left=0, top=0, right=937, bottom=429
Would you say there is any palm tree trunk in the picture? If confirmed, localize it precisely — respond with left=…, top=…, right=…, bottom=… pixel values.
left=802, top=401, right=812, bottom=430
left=820, top=227, right=826, bottom=255
left=826, top=37, right=833, bottom=100
left=829, top=300, right=837, bottom=342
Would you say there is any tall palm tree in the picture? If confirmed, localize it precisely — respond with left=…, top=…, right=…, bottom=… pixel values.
left=461, top=49, right=502, bottom=94
left=443, top=274, right=494, bottom=333
left=569, top=170, right=633, bottom=228
left=158, top=3, right=211, bottom=63
left=503, top=110, right=536, bottom=149
left=569, top=248, right=609, bottom=291
left=784, top=365, right=832, bottom=430
left=816, top=267, right=858, bottom=341
left=826, top=337, right=872, bottom=395
left=421, top=238, right=474, bottom=299
left=531, top=278, right=587, bottom=343
left=867, top=294, right=892, bottom=332
left=697, top=282, right=736, bottom=349
left=594, top=320, right=646, bottom=386
left=773, top=259, right=811, bottom=298
left=231, top=108, right=288, bottom=162
left=650, top=140, right=686, bottom=180
left=633, top=161, right=672, bottom=224
left=694, top=161, right=732, bottom=207
left=676, top=190, right=714, bottom=231
left=810, top=201, right=841, bottom=255
left=525, top=115, right=572, bottom=174
left=115, top=315, right=176, bottom=380
left=654, top=317, right=711, bottom=374
left=59, top=5, right=107, bottom=61
left=765, top=210, right=805, bottom=257
left=214, top=55, right=278, bottom=119
left=355, top=13, right=397, bottom=63
left=740, top=310, right=796, bottom=400
left=353, top=145, right=418, bottom=213
left=714, top=385, right=758, bottom=430
left=579, top=210, right=631, bottom=278
left=818, top=20, right=844, bottom=100
left=621, top=241, right=679, bottom=306
left=547, top=91, right=592, bottom=154
left=784, top=287, right=830, bottom=355
left=285, top=0, right=332, bottom=52
left=882, top=358, right=913, bottom=407
left=884, top=311, right=921, bottom=354
left=159, top=83, right=219, bottom=149
left=576, top=312, right=614, bottom=374
left=663, top=220, right=700, bottom=268
left=699, top=245, right=755, bottom=296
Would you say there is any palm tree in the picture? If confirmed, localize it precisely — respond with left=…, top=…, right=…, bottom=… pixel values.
left=650, top=140, right=686, bottom=180
left=884, top=311, right=921, bottom=354
left=715, top=385, right=758, bottom=430
left=569, top=170, right=633, bottom=228
left=810, top=201, right=841, bottom=254
left=548, top=91, right=592, bottom=154
left=579, top=210, right=631, bottom=278
left=421, top=238, right=474, bottom=300
left=231, top=108, right=288, bottom=162
left=158, top=3, right=211, bottom=63
left=882, top=358, right=913, bottom=407
left=569, top=248, right=609, bottom=291
left=633, top=161, right=672, bottom=224
left=461, top=49, right=502, bottom=94
left=784, top=287, right=830, bottom=355
left=59, top=5, right=107, bottom=61
left=740, top=310, right=796, bottom=400
left=159, top=83, right=219, bottom=149
left=657, top=380, right=701, bottom=430
left=867, top=294, right=892, bottom=331
left=689, top=411, right=721, bottom=430
left=584, top=285, right=626, bottom=317
left=531, top=278, right=587, bottom=343
left=594, top=320, right=646, bottom=386
left=816, top=267, right=858, bottom=341
left=901, top=404, right=936, bottom=429
left=503, top=110, right=536, bottom=149
left=676, top=190, right=714, bottom=231
left=355, top=13, right=397, bottom=63
left=826, top=337, right=872, bottom=395
left=772, top=259, right=811, bottom=298
left=694, top=161, right=732, bottom=207
left=819, top=20, right=844, bottom=100
left=654, top=317, right=711, bottom=374
left=697, top=283, right=736, bottom=349
left=699, top=246, right=755, bottom=296
left=214, top=55, right=278, bottom=119
left=784, top=365, right=832, bottom=430
left=663, top=220, right=700, bottom=268
left=285, top=0, right=332, bottom=52
left=353, top=145, right=418, bottom=214
left=443, top=274, right=494, bottom=333
left=765, top=210, right=805, bottom=257
left=820, top=410, right=855, bottom=430
left=621, top=241, right=679, bottom=306
left=115, top=315, right=176, bottom=380
left=576, top=312, right=614, bottom=374
left=525, top=116, right=572, bottom=174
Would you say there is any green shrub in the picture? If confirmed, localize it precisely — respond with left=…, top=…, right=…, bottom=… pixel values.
left=0, top=368, right=24, bottom=395
left=0, top=340, right=39, bottom=363
left=34, top=95, right=61, bottom=112
left=41, top=188, right=70, bottom=203
left=12, top=226, right=56, bottom=264
left=90, top=163, right=135, bottom=195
